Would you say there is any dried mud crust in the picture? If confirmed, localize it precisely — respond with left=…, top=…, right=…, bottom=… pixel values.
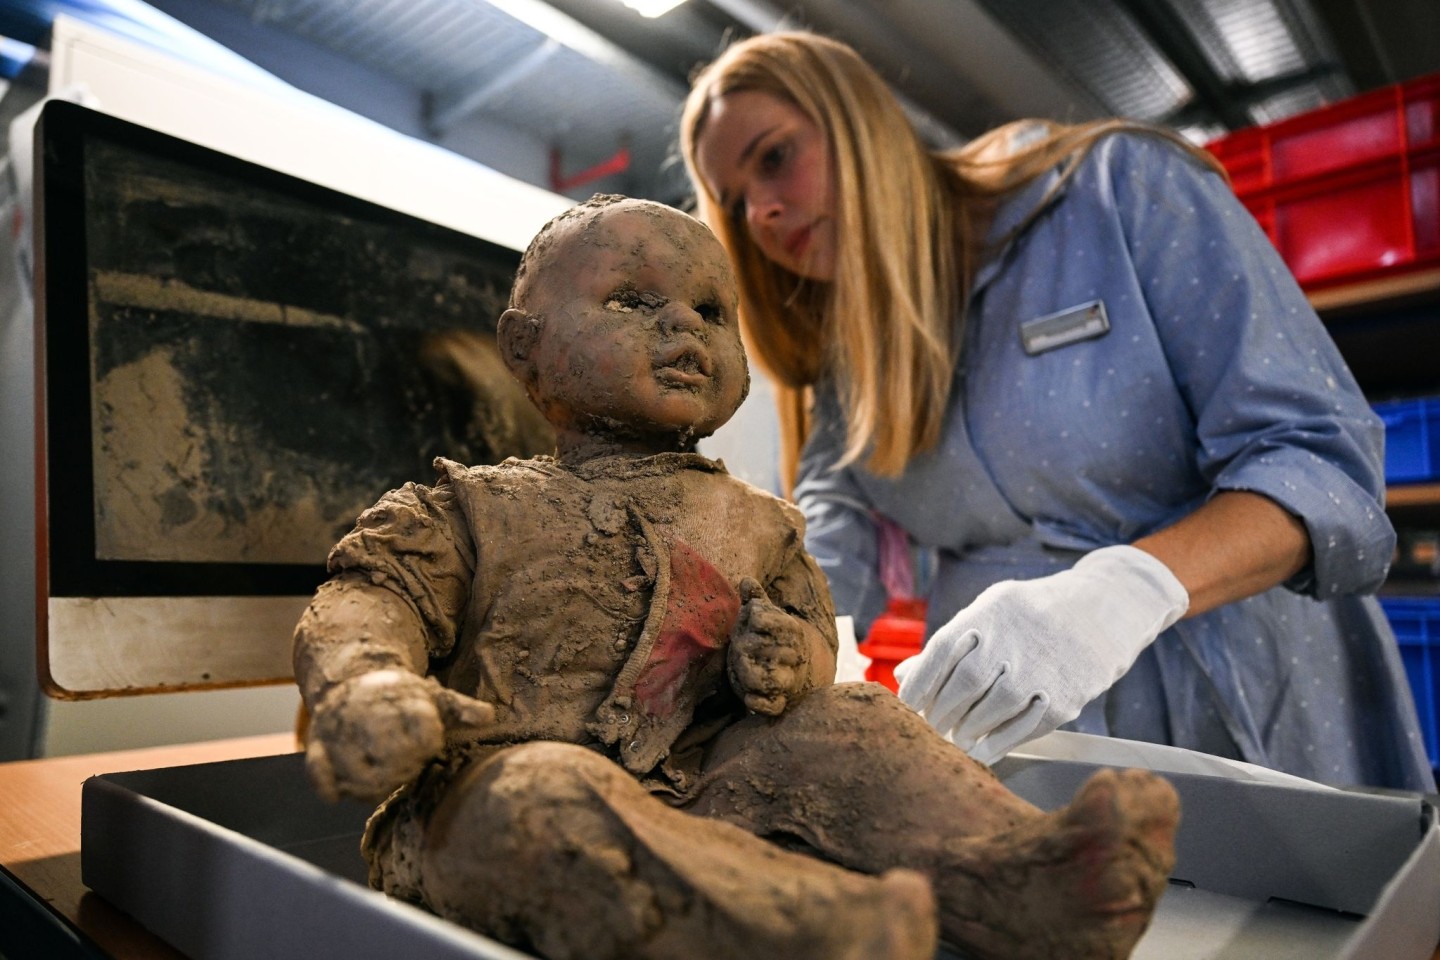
left=685, top=684, right=1177, bottom=960
left=412, top=741, right=941, bottom=960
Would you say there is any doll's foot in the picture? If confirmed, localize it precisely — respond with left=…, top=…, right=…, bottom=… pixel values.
left=939, top=768, right=1179, bottom=960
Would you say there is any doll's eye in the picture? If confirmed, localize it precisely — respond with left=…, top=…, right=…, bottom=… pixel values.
left=695, top=300, right=725, bottom=325
left=604, top=290, right=643, bottom=312
left=605, top=290, right=666, bottom=312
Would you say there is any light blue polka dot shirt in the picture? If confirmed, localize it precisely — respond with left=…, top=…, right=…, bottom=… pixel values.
left=796, top=131, right=1434, bottom=791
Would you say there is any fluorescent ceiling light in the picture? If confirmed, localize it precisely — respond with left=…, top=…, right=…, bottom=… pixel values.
left=619, top=0, right=689, bottom=17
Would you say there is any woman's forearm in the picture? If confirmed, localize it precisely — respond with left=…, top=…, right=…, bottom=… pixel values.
left=1132, top=490, right=1312, bottom=618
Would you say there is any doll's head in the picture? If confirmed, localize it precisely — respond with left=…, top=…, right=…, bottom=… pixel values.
left=499, top=195, right=750, bottom=457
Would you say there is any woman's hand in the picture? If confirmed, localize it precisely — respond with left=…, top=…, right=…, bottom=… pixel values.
left=304, top=669, right=494, bottom=803
left=895, top=545, right=1188, bottom=764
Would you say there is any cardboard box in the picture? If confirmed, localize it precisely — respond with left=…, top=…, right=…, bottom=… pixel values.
left=81, top=751, right=1440, bottom=960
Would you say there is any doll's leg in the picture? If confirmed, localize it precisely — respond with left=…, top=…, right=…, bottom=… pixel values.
left=688, top=682, right=1178, bottom=960
left=414, top=741, right=937, bottom=960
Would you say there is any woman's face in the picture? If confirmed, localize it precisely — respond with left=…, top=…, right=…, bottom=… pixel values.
left=694, top=89, right=837, bottom=281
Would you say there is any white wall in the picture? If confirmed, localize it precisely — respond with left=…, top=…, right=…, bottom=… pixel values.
left=698, top=364, right=783, bottom=496
left=41, top=685, right=303, bottom=757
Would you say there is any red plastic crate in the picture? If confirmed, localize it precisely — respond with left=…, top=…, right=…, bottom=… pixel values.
left=1206, top=73, right=1440, bottom=292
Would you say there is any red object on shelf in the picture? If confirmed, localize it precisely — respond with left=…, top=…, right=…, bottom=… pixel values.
left=1205, top=73, right=1440, bottom=293
left=856, top=597, right=927, bottom=693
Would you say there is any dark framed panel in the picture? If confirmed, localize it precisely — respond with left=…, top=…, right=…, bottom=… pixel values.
left=33, top=100, right=549, bottom=696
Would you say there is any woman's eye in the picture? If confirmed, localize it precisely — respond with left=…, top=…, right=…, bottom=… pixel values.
left=759, top=142, right=787, bottom=174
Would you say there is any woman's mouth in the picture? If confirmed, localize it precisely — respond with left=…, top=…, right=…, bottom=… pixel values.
left=783, top=224, right=813, bottom=260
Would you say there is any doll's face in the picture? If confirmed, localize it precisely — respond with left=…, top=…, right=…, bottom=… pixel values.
left=521, top=203, right=749, bottom=448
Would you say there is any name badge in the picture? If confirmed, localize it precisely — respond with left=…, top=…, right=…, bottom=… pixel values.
left=1019, top=300, right=1109, bottom=355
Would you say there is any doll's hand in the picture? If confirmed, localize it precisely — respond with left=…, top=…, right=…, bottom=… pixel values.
left=728, top=578, right=809, bottom=716
left=304, top=669, right=495, bottom=803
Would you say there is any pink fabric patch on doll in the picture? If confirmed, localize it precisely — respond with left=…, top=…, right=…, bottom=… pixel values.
left=632, top=540, right=741, bottom=718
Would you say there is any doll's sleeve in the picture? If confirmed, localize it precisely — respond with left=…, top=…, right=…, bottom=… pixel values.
left=294, top=475, right=477, bottom=705
left=325, top=477, right=476, bottom=657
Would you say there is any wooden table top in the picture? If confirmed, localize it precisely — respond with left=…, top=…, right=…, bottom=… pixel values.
left=0, top=733, right=299, bottom=959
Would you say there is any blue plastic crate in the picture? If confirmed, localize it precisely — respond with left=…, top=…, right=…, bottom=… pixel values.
left=1379, top=596, right=1440, bottom=768
left=1373, top=396, right=1440, bottom=483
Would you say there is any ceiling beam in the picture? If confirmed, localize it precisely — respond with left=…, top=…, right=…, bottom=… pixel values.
left=1306, top=0, right=1439, bottom=88
left=538, top=0, right=741, bottom=80
left=795, top=0, right=1105, bottom=134
left=485, top=0, right=687, bottom=99
left=1109, top=0, right=1258, bottom=130
left=425, top=37, right=560, bottom=135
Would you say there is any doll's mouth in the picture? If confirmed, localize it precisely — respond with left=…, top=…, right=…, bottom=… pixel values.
left=655, top=343, right=713, bottom=385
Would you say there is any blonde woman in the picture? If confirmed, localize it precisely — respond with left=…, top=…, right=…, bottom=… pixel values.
left=681, top=30, right=1433, bottom=792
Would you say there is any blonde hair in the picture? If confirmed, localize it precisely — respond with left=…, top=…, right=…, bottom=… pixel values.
left=680, top=31, right=1222, bottom=494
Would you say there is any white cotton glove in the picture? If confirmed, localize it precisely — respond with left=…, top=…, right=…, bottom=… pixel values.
left=895, top=545, right=1188, bottom=765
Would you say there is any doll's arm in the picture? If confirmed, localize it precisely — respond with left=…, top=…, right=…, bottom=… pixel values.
left=727, top=544, right=839, bottom=716
left=293, top=576, right=494, bottom=803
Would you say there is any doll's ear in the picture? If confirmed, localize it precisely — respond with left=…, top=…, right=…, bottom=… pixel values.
left=497, top=308, right=543, bottom=388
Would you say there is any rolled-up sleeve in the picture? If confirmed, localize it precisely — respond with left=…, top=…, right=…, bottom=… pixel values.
left=1108, top=133, right=1394, bottom=596
left=326, top=467, right=477, bottom=658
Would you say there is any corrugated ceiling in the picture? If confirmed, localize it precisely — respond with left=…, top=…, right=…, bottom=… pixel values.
left=7, top=0, right=1438, bottom=203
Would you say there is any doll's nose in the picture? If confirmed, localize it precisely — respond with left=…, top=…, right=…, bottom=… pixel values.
left=659, top=302, right=705, bottom=336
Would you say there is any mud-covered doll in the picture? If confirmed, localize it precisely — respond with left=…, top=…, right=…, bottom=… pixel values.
left=293, top=194, right=1180, bottom=960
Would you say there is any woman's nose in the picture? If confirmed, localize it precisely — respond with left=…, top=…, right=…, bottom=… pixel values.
left=744, top=188, right=782, bottom=231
